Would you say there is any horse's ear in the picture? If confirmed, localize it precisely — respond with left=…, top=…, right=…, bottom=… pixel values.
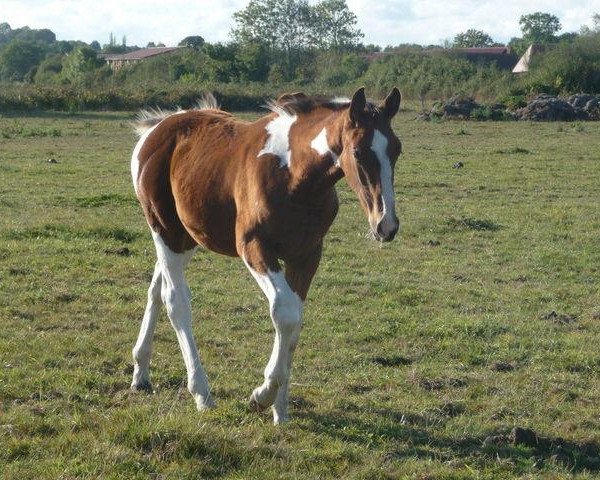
left=380, top=87, right=401, bottom=119
left=277, top=91, right=307, bottom=104
left=349, top=87, right=366, bottom=124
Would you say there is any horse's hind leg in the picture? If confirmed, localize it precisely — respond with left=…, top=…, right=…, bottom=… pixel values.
left=131, top=261, right=162, bottom=392
left=152, top=232, right=215, bottom=410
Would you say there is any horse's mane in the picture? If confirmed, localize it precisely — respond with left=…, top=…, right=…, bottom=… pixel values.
left=267, top=92, right=380, bottom=118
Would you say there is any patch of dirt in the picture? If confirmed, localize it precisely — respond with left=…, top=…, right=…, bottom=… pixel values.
left=439, top=401, right=466, bottom=417
left=103, top=246, right=131, bottom=257
left=417, top=377, right=467, bottom=391
left=483, top=427, right=600, bottom=471
left=541, top=311, right=578, bottom=325
left=372, top=355, right=413, bottom=367
left=491, top=361, right=515, bottom=372
left=348, top=384, right=373, bottom=394
left=8, top=267, right=30, bottom=276
left=290, top=396, right=316, bottom=409
left=55, top=293, right=79, bottom=303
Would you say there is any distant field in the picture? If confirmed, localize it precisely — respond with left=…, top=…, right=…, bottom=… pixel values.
left=1, top=109, right=599, bottom=479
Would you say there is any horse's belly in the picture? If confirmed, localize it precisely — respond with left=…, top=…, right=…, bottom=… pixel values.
left=176, top=198, right=238, bottom=257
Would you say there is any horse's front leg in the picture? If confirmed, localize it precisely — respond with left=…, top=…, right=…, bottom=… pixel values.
left=242, top=241, right=322, bottom=424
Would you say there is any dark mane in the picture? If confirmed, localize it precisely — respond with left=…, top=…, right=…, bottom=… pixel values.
left=271, top=94, right=381, bottom=118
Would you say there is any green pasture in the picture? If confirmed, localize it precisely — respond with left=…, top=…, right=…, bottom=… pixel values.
left=0, top=109, right=599, bottom=479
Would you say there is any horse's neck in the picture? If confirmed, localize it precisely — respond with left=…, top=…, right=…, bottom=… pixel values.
left=288, top=111, right=345, bottom=200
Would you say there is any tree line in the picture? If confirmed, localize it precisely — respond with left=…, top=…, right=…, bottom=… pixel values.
left=1, top=4, right=600, bottom=111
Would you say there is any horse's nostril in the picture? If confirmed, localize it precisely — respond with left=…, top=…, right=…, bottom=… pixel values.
left=376, top=218, right=399, bottom=242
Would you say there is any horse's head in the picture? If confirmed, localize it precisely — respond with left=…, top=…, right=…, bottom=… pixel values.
left=339, top=87, right=402, bottom=242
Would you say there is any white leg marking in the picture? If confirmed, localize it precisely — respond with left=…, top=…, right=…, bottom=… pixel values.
left=371, top=129, right=398, bottom=236
left=131, top=124, right=158, bottom=195
left=311, top=127, right=339, bottom=166
left=152, top=232, right=214, bottom=410
left=131, top=261, right=162, bottom=391
left=258, top=111, right=297, bottom=168
left=243, top=257, right=303, bottom=424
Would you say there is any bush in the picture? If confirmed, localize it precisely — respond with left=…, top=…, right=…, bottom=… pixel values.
left=520, top=33, right=600, bottom=95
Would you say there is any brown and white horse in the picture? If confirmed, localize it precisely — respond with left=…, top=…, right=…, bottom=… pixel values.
left=130, top=87, right=402, bottom=423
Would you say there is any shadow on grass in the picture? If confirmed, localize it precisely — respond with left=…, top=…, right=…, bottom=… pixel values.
left=297, top=406, right=600, bottom=473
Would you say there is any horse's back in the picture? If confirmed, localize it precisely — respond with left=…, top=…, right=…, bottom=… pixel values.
left=133, top=109, right=243, bottom=255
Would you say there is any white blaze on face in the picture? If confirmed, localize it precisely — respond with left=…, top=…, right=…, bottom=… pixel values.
left=258, top=111, right=297, bottom=168
left=370, top=129, right=397, bottom=235
left=310, top=127, right=339, bottom=166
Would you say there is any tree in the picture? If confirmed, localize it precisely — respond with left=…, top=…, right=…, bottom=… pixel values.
left=453, top=29, right=495, bottom=48
left=61, top=46, right=102, bottom=84
left=102, top=32, right=127, bottom=53
left=231, top=0, right=363, bottom=79
left=0, top=22, right=11, bottom=35
left=312, top=0, right=363, bottom=51
left=0, top=40, right=46, bottom=81
left=236, top=41, right=270, bottom=81
left=178, top=35, right=205, bottom=50
left=580, top=13, right=600, bottom=35
left=232, top=0, right=287, bottom=51
left=232, top=0, right=313, bottom=78
left=519, top=12, right=561, bottom=44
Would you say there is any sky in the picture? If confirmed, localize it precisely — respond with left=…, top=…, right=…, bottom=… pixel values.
left=2, top=0, right=600, bottom=48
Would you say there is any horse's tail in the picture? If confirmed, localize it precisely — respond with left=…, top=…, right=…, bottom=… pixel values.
left=132, top=93, right=220, bottom=137
left=132, top=108, right=171, bottom=136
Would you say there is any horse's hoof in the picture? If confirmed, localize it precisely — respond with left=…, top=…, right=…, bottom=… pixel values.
left=194, top=394, right=216, bottom=411
left=249, top=393, right=268, bottom=412
left=273, top=413, right=289, bottom=424
left=130, top=381, right=153, bottom=393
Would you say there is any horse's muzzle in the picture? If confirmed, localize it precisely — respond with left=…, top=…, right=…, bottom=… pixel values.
left=375, top=216, right=399, bottom=242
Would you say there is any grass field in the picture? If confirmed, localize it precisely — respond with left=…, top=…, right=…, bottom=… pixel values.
left=1, top=108, right=599, bottom=479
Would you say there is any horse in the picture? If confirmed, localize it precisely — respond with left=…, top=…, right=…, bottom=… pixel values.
left=129, top=87, right=402, bottom=424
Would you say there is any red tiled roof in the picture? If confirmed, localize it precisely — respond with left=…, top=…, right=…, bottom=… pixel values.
left=103, top=47, right=180, bottom=61
left=454, top=47, right=511, bottom=54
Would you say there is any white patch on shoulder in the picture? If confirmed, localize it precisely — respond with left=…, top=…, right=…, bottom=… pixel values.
left=310, top=127, right=339, bottom=166
left=258, top=112, right=297, bottom=168
left=131, top=124, right=158, bottom=195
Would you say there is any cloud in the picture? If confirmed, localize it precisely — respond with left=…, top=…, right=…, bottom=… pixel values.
left=2, top=0, right=243, bottom=46
left=3, top=0, right=600, bottom=47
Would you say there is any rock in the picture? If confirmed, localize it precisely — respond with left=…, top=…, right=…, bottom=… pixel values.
left=567, top=93, right=597, bottom=109
left=515, top=94, right=587, bottom=121
left=441, top=95, right=481, bottom=120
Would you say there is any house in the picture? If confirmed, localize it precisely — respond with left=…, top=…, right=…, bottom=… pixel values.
left=452, top=46, right=519, bottom=71
left=512, top=44, right=544, bottom=73
left=100, top=47, right=181, bottom=71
